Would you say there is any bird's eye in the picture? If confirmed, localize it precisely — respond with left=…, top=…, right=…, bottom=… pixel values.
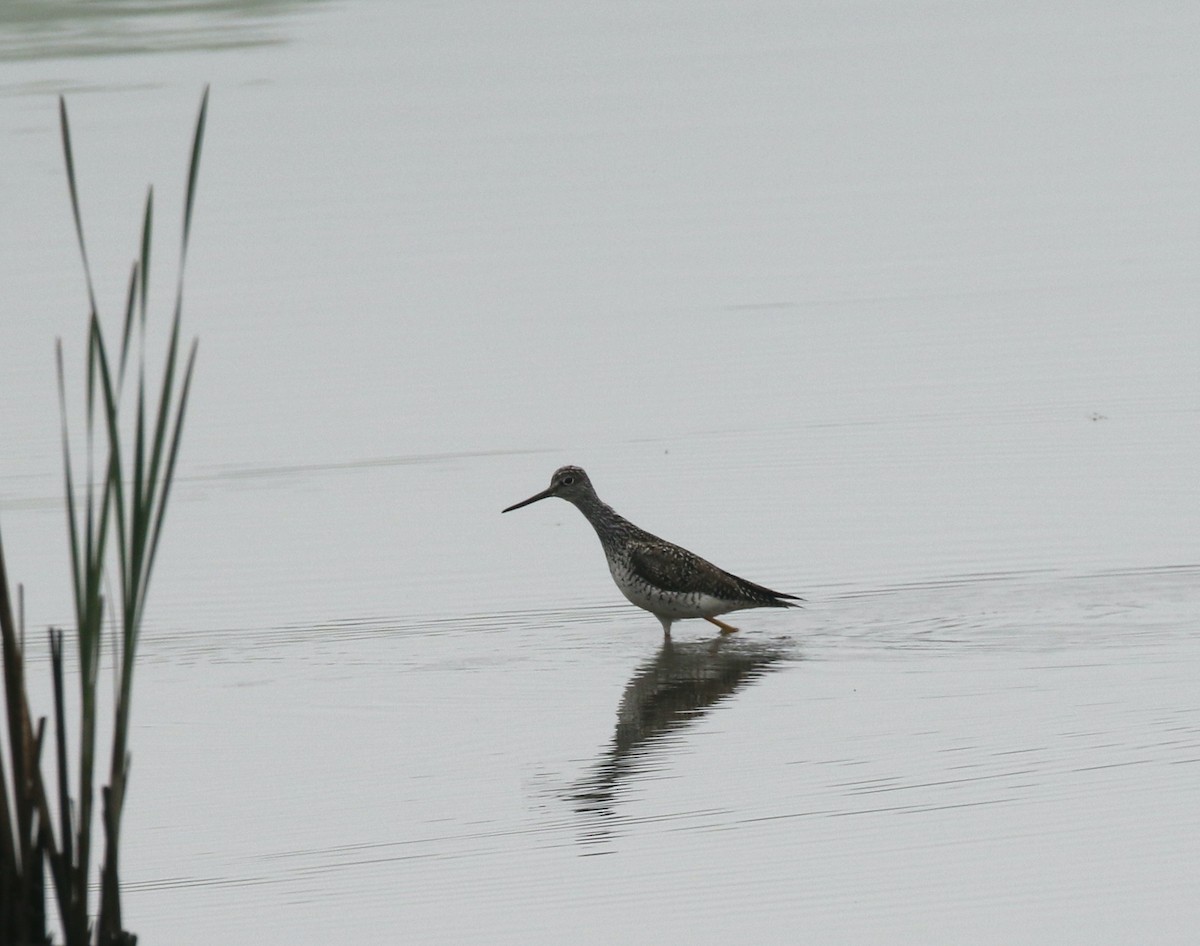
left=562, top=475, right=575, bottom=485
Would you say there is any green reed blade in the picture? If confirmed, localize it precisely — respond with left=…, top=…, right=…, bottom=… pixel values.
left=180, top=86, right=209, bottom=269
left=119, top=260, right=138, bottom=390
left=141, top=340, right=198, bottom=620
left=54, top=342, right=84, bottom=630
left=138, top=186, right=153, bottom=331
left=58, top=97, right=98, bottom=323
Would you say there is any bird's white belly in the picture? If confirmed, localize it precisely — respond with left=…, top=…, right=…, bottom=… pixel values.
left=609, top=563, right=736, bottom=619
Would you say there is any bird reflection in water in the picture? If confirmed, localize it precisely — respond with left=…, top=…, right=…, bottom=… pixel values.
left=571, top=634, right=794, bottom=847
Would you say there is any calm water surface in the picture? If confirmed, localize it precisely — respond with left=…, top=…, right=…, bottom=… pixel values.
left=1, top=1, right=1198, bottom=943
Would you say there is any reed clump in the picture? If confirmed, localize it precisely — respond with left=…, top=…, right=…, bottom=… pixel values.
left=1, top=89, right=208, bottom=946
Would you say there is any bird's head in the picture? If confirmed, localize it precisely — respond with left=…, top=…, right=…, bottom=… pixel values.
left=502, top=465, right=596, bottom=512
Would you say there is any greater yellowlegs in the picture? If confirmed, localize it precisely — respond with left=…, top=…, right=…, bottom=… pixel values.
left=502, top=466, right=801, bottom=636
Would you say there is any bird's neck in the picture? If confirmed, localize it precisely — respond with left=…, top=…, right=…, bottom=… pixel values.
left=570, top=492, right=637, bottom=550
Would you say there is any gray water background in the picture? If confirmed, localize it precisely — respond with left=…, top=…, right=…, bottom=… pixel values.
left=1, top=2, right=1198, bottom=942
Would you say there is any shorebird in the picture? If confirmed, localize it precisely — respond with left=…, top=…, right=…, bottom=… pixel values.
left=502, top=466, right=801, bottom=636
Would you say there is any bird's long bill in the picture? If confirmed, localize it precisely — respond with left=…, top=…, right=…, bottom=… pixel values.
left=501, top=486, right=556, bottom=513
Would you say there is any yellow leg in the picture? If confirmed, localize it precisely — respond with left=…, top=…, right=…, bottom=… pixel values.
left=705, top=616, right=740, bottom=634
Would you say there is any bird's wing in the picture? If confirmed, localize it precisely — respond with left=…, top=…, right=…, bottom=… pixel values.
left=629, top=539, right=801, bottom=605
left=628, top=540, right=729, bottom=597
